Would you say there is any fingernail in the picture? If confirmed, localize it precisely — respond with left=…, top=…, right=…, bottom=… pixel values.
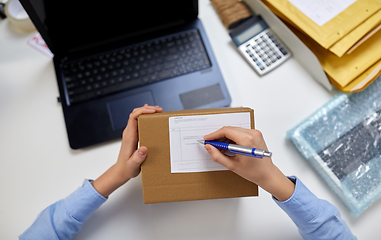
left=204, top=145, right=211, bottom=153
left=138, top=147, right=147, bottom=156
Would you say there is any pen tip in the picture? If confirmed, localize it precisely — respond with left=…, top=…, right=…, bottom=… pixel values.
left=197, top=140, right=204, bottom=144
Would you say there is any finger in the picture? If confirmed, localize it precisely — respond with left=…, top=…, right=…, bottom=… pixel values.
left=129, top=105, right=163, bottom=121
left=205, top=145, right=235, bottom=170
left=122, top=105, right=162, bottom=156
left=126, top=146, right=148, bottom=178
left=204, top=126, right=246, bottom=143
left=124, top=105, right=162, bottom=142
left=128, top=105, right=162, bottom=130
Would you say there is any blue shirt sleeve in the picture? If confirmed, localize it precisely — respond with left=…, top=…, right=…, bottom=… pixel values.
left=19, top=180, right=107, bottom=240
left=273, top=176, right=356, bottom=240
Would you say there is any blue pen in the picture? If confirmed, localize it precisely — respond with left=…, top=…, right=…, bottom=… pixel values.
left=197, top=140, right=272, bottom=158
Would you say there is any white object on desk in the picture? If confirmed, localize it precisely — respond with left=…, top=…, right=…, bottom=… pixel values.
left=230, top=16, right=291, bottom=76
left=4, top=0, right=35, bottom=32
left=27, top=32, right=53, bottom=58
left=244, top=0, right=333, bottom=91
left=169, top=112, right=251, bottom=173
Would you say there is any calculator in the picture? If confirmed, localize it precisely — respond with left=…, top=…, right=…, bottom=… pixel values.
left=229, top=16, right=291, bottom=76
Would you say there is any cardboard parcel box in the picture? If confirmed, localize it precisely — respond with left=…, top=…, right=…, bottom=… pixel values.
left=138, top=107, right=258, bottom=204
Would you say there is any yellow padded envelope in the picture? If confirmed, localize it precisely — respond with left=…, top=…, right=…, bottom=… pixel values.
left=329, top=59, right=381, bottom=92
left=262, top=0, right=381, bottom=57
left=329, top=9, right=381, bottom=57
left=266, top=0, right=381, bottom=49
left=284, top=21, right=381, bottom=88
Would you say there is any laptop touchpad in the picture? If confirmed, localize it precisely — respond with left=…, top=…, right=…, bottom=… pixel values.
left=180, top=84, right=225, bottom=109
left=107, top=91, right=156, bottom=131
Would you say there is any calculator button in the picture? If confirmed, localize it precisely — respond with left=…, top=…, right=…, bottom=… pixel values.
left=279, top=48, right=288, bottom=55
left=238, top=29, right=290, bottom=75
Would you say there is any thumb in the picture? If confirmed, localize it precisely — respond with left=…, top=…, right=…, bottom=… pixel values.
left=137, top=146, right=148, bottom=158
left=205, top=145, right=234, bottom=170
left=127, top=146, right=148, bottom=178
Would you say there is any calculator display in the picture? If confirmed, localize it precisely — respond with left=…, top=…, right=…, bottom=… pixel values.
left=235, top=23, right=264, bottom=45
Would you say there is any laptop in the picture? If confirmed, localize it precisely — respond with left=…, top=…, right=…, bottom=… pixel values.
left=20, top=0, right=231, bottom=149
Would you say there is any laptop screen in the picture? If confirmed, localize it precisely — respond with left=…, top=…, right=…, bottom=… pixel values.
left=21, top=0, right=198, bottom=55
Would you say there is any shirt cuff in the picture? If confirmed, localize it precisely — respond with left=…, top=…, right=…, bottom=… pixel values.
left=272, top=176, right=321, bottom=225
left=63, top=179, right=107, bottom=223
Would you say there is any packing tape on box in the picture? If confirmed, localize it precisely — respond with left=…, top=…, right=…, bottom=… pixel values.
left=5, top=0, right=35, bottom=32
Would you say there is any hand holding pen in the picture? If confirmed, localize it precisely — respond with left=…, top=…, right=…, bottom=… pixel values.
left=202, top=126, right=294, bottom=201
left=198, top=140, right=272, bottom=158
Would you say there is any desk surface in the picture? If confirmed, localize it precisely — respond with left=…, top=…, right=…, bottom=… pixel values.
left=1, top=1, right=380, bottom=239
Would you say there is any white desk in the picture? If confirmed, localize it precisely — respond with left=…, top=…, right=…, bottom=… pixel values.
left=1, top=1, right=380, bottom=239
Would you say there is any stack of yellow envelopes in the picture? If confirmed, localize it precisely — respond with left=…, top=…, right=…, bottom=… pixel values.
left=262, top=0, right=381, bottom=92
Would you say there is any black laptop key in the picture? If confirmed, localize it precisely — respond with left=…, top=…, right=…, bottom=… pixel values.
left=62, top=29, right=211, bottom=105
left=103, top=79, right=142, bottom=95
left=158, top=70, right=172, bottom=79
left=165, top=54, right=179, bottom=61
left=164, top=61, right=176, bottom=69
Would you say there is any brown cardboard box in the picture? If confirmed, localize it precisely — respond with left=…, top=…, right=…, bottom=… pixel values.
left=138, top=107, right=258, bottom=204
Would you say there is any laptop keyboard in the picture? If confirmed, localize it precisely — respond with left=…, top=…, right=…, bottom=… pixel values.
left=61, top=29, right=211, bottom=105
